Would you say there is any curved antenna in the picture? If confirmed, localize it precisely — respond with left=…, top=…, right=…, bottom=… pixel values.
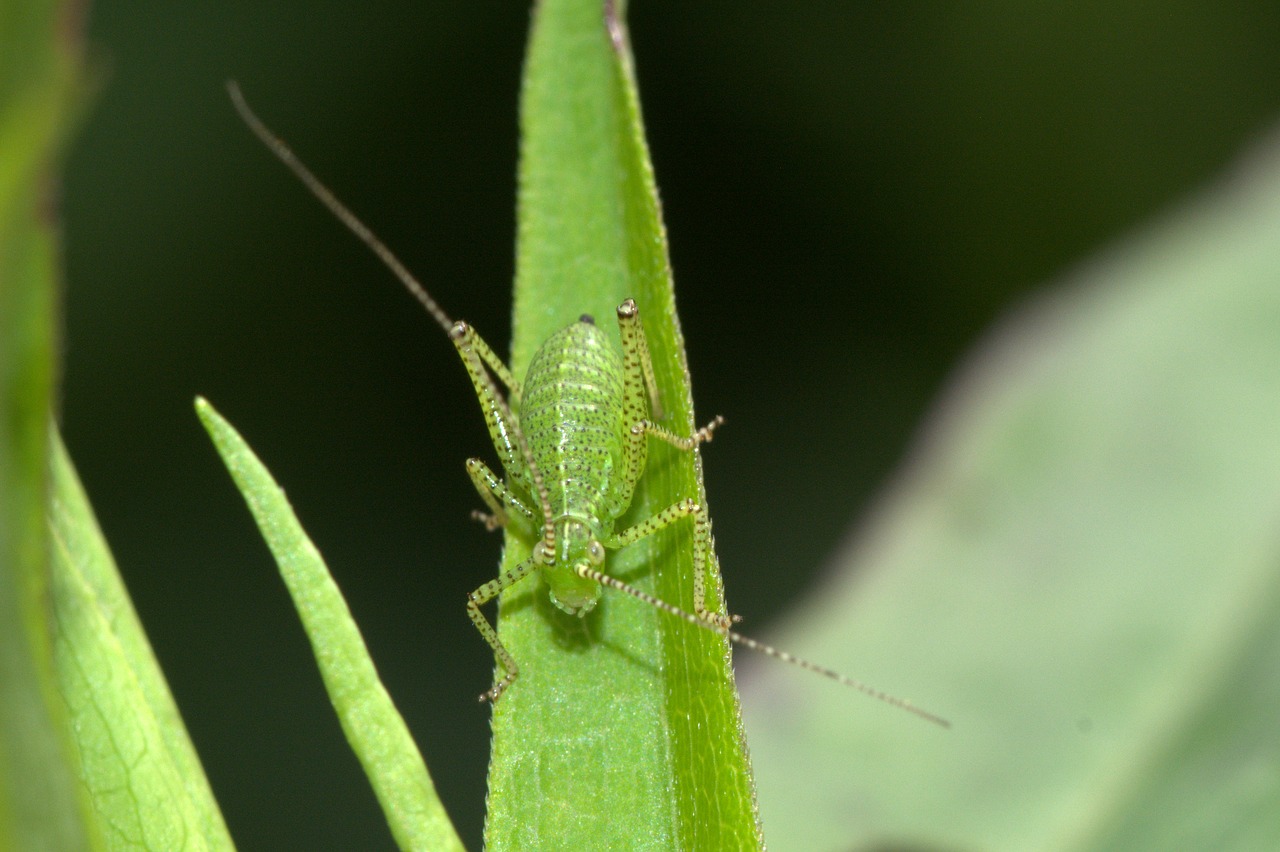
left=227, top=81, right=453, bottom=335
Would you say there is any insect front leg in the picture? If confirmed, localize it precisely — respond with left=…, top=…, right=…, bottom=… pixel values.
left=466, top=457, right=537, bottom=533
left=604, top=498, right=737, bottom=629
left=467, top=551, right=543, bottom=702
left=450, top=320, right=522, bottom=404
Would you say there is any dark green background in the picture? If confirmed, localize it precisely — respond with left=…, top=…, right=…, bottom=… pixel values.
left=60, top=3, right=1280, bottom=848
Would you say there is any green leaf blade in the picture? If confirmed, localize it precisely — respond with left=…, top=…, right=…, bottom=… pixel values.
left=49, top=518, right=212, bottom=852
left=486, top=0, right=760, bottom=849
left=1, top=0, right=100, bottom=846
left=195, top=398, right=463, bottom=852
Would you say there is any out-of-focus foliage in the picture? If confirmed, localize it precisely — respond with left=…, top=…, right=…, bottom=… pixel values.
left=745, top=125, right=1280, bottom=851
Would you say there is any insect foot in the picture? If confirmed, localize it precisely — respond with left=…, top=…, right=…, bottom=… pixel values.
left=470, top=510, right=504, bottom=532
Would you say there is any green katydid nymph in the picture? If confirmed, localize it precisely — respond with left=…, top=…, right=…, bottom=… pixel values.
left=228, top=82, right=948, bottom=728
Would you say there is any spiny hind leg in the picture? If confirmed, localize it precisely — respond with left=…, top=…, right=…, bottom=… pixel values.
left=611, top=298, right=734, bottom=625
left=616, top=298, right=663, bottom=420
left=468, top=552, right=542, bottom=702
left=614, top=298, right=726, bottom=449
left=605, top=498, right=739, bottom=629
left=465, top=458, right=537, bottom=533
left=613, top=297, right=726, bottom=491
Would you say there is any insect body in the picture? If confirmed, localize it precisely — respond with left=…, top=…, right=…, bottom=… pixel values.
left=451, top=304, right=726, bottom=701
left=229, top=82, right=948, bottom=726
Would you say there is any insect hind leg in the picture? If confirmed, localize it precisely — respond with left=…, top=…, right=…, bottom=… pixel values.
left=614, top=298, right=726, bottom=498
left=451, top=320, right=522, bottom=403
left=616, top=298, right=663, bottom=419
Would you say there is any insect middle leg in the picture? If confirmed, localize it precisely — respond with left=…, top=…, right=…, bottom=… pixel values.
left=604, top=497, right=737, bottom=629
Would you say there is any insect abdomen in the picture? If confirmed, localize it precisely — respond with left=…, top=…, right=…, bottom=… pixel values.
left=519, top=319, right=625, bottom=523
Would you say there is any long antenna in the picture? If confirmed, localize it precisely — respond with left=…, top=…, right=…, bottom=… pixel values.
left=578, top=564, right=950, bottom=728
left=227, top=81, right=453, bottom=335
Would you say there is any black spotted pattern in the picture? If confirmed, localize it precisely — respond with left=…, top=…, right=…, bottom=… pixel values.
left=519, top=320, right=625, bottom=529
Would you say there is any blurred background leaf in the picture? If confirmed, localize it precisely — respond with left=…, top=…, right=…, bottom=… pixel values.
left=742, top=125, right=1280, bottom=850
left=1, top=0, right=97, bottom=847
left=59, top=3, right=1280, bottom=848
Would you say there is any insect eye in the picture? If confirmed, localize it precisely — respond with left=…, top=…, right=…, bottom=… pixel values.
left=587, top=541, right=605, bottom=565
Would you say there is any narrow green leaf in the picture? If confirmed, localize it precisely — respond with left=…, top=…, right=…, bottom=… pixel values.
left=48, top=429, right=234, bottom=850
left=486, top=0, right=760, bottom=848
left=743, top=132, right=1280, bottom=849
left=0, top=0, right=99, bottom=847
left=195, top=397, right=464, bottom=852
